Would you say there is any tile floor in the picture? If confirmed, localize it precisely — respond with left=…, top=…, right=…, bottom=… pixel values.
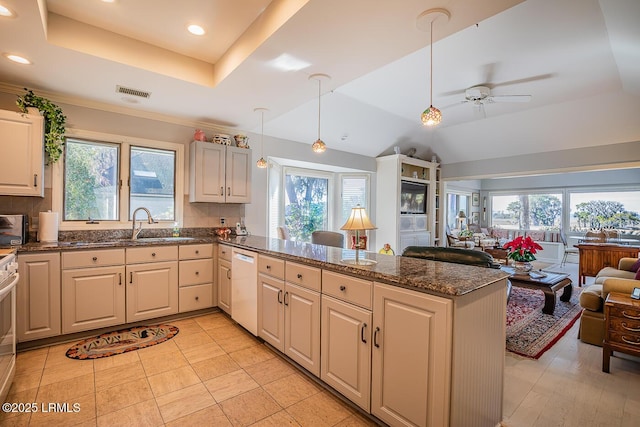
left=3, top=261, right=640, bottom=427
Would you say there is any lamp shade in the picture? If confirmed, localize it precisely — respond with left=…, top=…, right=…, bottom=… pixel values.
left=341, top=205, right=377, bottom=231
left=457, top=210, right=466, bottom=219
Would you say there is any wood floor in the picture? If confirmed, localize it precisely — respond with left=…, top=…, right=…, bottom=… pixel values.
left=3, top=260, right=639, bottom=426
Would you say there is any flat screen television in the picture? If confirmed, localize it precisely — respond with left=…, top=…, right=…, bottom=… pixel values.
left=400, top=181, right=427, bottom=214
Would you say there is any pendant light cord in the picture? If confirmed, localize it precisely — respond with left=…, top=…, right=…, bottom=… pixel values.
left=430, top=20, right=433, bottom=107
left=260, top=109, right=264, bottom=157
left=317, top=78, right=321, bottom=140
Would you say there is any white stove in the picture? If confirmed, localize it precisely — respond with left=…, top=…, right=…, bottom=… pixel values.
left=0, top=252, right=18, bottom=403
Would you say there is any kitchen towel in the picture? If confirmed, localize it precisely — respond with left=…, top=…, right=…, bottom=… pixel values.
left=39, top=211, right=58, bottom=242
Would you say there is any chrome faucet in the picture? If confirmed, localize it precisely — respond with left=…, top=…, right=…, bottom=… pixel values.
left=132, top=207, right=156, bottom=240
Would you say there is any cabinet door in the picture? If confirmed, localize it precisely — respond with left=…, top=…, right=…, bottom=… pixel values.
left=16, top=252, right=61, bottom=342
left=189, top=141, right=225, bottom=203
left=0, top=110, right=44, bottom=196
left=225, top=146, right=251, bottom=203
left=126, top=261, right=178, bottom=322
left=371, top=283, right=452, bottom=427
left=321, top=295, right=372, bottom=411
left=217, top=259, right=232, bottom=314
left=258, top=273, right=285, bottom=352
left=62, top=266, right=125, bottom=334
left=284, top=282, right=320, bottom=377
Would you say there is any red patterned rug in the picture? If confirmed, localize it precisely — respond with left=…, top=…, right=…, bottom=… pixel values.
left=506, top=285, right=582, bottom=359
left=66, top=324, right=179, bottom=360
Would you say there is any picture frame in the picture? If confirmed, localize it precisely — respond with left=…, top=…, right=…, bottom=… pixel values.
left=471, top=211, right=480, bottom=224
left=632, top=287, right=640, bottom=300
left=472, top=192, right=480, bottom=207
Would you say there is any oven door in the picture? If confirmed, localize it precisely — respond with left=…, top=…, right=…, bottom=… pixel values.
left=0, top=273, right=17, bottom=403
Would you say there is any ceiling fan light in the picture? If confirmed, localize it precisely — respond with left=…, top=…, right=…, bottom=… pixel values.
left=421, top=106, right=442, bottom=126
left=256, top=157, right=267, bottom=168
left=312, top=139, right=326, bottom=153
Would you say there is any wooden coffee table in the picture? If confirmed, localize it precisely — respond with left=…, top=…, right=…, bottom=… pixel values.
left=502, top=268, right=572, bottom=315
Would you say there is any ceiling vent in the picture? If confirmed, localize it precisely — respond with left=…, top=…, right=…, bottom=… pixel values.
left=115, top=85, right=151, bottom=99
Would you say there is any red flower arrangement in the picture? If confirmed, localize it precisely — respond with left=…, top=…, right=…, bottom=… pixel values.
left=503, top=236, right=543, bottom=262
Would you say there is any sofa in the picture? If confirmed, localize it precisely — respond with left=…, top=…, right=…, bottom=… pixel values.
left=578, top=257, right=640, bottom=346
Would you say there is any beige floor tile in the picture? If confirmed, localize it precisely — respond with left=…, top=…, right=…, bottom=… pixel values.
left=204, top=324, right=248, bottom=341
left=164, top=403, right=231, bottom=427
left=39, top=358, right=94, bottom=387
left=10, top=369, right=42, bottom=393
left=194, top=313, right=234, bottom=330
left=0, top=387, right=38, bottom=423
left=147, top=365, right=201, bottom=397
left=219, top=388, right=282, bottom=426
left=244, top=356, right=295, bottom=386
left=170, top=318, right=206, bottom=337
left=180, top=341, right=226, bottom=364
left=286, top=391, right=353, bottom=427
left=136, top=339, right=180, bottom=360
left=229, top=344, right=277, bottom=368
left=36, top=372, right=95, bottom=403
left=15, top=347, right=48, bottom=375
left=172, top=331, right=216, bottom=351
left=334, top=412, right=379, bottom=427
left=29, top=392, right=96, bottom=427
left=204, top=369, right=260, bottom=402
left=140, top=349, right=188, bottom=377
left=192, top=354, right=241, bottom=381
left=155, top=382, right=216, bottom=423
left=94, top=360, right=146, bottom=392
left=250, top=409, right=301, bottom=426
left=92, top=350, right=140, bottom=372
left=43, top=343, right=79, bottom=368
left=215, top=333, right=261, bottom=354
left=263, top=373, right=322, bottom=408
left=0, top=413, right=32, bottom=426
left=95, top=377, right=154, bottom=417
left=96, top=399, right=163, bottom=427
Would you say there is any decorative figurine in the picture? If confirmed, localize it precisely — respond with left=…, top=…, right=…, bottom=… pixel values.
left=378, top=243, right=395, bottom=255
left=194, top=129, right=207, bottom=141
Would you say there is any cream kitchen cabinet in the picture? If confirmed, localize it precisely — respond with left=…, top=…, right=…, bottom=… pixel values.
left=16, top=252, right=61, bottom=342
left=0, top=109, right=44, bottom=197
left=125, top=246, right=178, bottom=322
left=189, top=141, right=252, bottom=203
left=258, top=255, right=285, bottom=351
left=178, top=244, right=214, bottom=313
left=371, top=282, right=452, bottom=427
left=217, top=244, right=232, bottom=314
left=321, top=271, right=373, bottom=411
left=61, top=249, right=126, bottom=334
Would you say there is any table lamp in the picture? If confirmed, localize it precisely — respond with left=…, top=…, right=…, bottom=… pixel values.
left=340, top=205, right=377, bottom=265
left=457, top=210, right=467, bottom=230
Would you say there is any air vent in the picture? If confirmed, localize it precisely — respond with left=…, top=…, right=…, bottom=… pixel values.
left=116, top=85, right=151, bottom=99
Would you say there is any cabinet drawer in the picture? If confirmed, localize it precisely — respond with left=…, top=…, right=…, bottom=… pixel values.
left=258, top=255, right=285, bottom=280
left=285, top=261, right=321, bottom=292
left=62, top=249, right=125, bottom=269
left=179, top=244, right=213, bottom=260
left=218, top=244, right=232, bottom=262
left=179, top=259, right=214, bottom=286
left=179, top=283, right=214, bottom=312
left=609, top=305, right=640, bottom=320
left=609, top=317, right=640, bottom=334
left=126, top=246, right=178, bottom=264
left=607, top=330, right=640, bottom=347
left=322, top=270, right=372, bottom=309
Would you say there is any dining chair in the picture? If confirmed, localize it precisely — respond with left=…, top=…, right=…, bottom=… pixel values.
left=311, top=231, right=344, bottom=248
left=584, top=229, right=606, bottom=243
left=559, top=229, right=579, bottom=266
left=277, top=226, right=290, bottom=240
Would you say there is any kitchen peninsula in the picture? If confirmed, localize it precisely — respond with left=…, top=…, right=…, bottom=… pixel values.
left=14, top=234, right=508, bottom=427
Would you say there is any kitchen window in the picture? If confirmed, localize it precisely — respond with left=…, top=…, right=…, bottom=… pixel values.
left=53, top=131, right=184, bottom=230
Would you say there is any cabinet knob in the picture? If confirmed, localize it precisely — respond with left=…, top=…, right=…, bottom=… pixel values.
left=195, top=271, right=199, bottom=275
left=151, top=252, right=156, bottom=257
left=266, top=265, right=271, bottom=270
left=297, top=273, right=302, bottom=279
left=195, top=296, right=199, bottom=301
left=92, top=256, right=98, bottom=261
left=195, top=250, right=199, bottom=254
left=339, top=285, right=346, bottom=291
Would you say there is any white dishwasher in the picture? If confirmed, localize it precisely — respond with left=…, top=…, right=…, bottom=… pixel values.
left=231, top=247, right=258, bottom=335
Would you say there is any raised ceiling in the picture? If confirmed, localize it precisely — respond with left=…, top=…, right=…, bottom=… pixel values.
left=0, top=0, right=638, bottom=165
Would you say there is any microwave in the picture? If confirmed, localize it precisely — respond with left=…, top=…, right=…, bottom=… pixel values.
left=0, top=215, right=28, bottom=245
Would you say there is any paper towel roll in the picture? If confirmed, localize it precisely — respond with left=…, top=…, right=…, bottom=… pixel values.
left=39, top=211, right=59, bottom=242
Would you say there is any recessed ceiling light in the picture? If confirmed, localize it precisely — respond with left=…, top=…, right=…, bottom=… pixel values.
left=4, top=54, right=31, bottom=65
left=0, top=5, right=15, bottom=17
left=100, top=0, right=117, bottom=4
left=187, top=24, right=205, bottom=36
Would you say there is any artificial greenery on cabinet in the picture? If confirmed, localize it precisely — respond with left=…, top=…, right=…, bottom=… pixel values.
left=16, top=88, right=67, bottom=165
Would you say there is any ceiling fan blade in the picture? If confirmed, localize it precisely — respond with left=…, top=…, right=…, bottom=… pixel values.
left=489, top=95, right=531, bottom=103
left=489, top=73, right=554, bottom=89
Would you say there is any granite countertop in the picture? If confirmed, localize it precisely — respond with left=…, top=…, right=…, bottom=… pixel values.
left=7, top=233, right=508, bottom=297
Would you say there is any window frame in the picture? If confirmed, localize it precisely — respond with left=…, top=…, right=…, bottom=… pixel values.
left=52, top=129, right=184, bottom=231
left=488, top=190, right=564, bottom=231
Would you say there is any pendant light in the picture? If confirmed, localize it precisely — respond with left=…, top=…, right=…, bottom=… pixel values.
left=309, top=73, right=330, bottom=153
left=254, top=107, right=268, bottom=168
left=417, top=8, right=450, bottom=127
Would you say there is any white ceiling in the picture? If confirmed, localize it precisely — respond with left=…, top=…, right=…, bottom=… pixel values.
left=0, top=0, right=638, bottom=165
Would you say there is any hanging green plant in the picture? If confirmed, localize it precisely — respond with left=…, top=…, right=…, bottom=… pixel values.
left=16, top=88, right=67, bottom=165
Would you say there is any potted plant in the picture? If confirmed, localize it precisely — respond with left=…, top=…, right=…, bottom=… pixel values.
left=16, top=88, right=67, bottom=165
left=503, top=235, right=543, bottom=273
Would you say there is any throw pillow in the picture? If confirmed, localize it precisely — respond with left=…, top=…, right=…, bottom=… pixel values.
left=630, top=258, right=640, bottom=273
left=635, top=268, right=640, bottom=280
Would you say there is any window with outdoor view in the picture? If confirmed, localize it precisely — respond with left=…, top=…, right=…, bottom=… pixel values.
left=284, top=170, right=330, bottom=242
left=569, top=190, right=640, bottom=233
left=129, top=146, right=176, bottom=221
left=341, top=176, right=368, bottom=224
left=491, top=193, right=563, bottom=230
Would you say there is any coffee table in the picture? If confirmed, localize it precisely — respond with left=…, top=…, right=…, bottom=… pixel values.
left=502, top=268, right=572, bottom=315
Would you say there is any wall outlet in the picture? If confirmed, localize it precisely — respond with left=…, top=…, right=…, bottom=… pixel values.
left=220, top=217, right=225, bottom=225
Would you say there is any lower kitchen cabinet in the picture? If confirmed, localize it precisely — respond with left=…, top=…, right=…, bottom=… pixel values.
left=179, top=243, right=214, bottom=313
left=16, top=252, right=61, bottom=342
left=258, top=273, right=284, bottom=350
left=217, top=258, right=232, bottom=314
left=371, top=282, right=452, bottom=427
left=284, top=281, right=321, bottom=377
left=126, top=260, right=178, bottom=322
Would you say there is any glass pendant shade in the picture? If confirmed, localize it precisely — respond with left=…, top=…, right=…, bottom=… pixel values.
left=310, top=74, right=330, bottom=154
left=312, top=139, right=326, bottom=153
left=421, top=105, right=442, bottom=126
left=256, top=157, right=267, bottom=168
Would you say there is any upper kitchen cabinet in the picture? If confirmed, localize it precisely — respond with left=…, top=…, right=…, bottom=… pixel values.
left=189, top=141, right=251, bottom=203
left=0, top=109, right=44, bottom=197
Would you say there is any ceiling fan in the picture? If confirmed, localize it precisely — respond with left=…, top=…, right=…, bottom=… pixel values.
left=463, top=85, right=531, bottom=106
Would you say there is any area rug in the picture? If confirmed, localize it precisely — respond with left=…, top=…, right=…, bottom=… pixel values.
left=506, top=284, right=582, bottom=359
left=66, top=324, right=179, bottom=360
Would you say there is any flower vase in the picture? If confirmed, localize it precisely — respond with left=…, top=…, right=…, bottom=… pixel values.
left=512, top=260, right=533, bottom=275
